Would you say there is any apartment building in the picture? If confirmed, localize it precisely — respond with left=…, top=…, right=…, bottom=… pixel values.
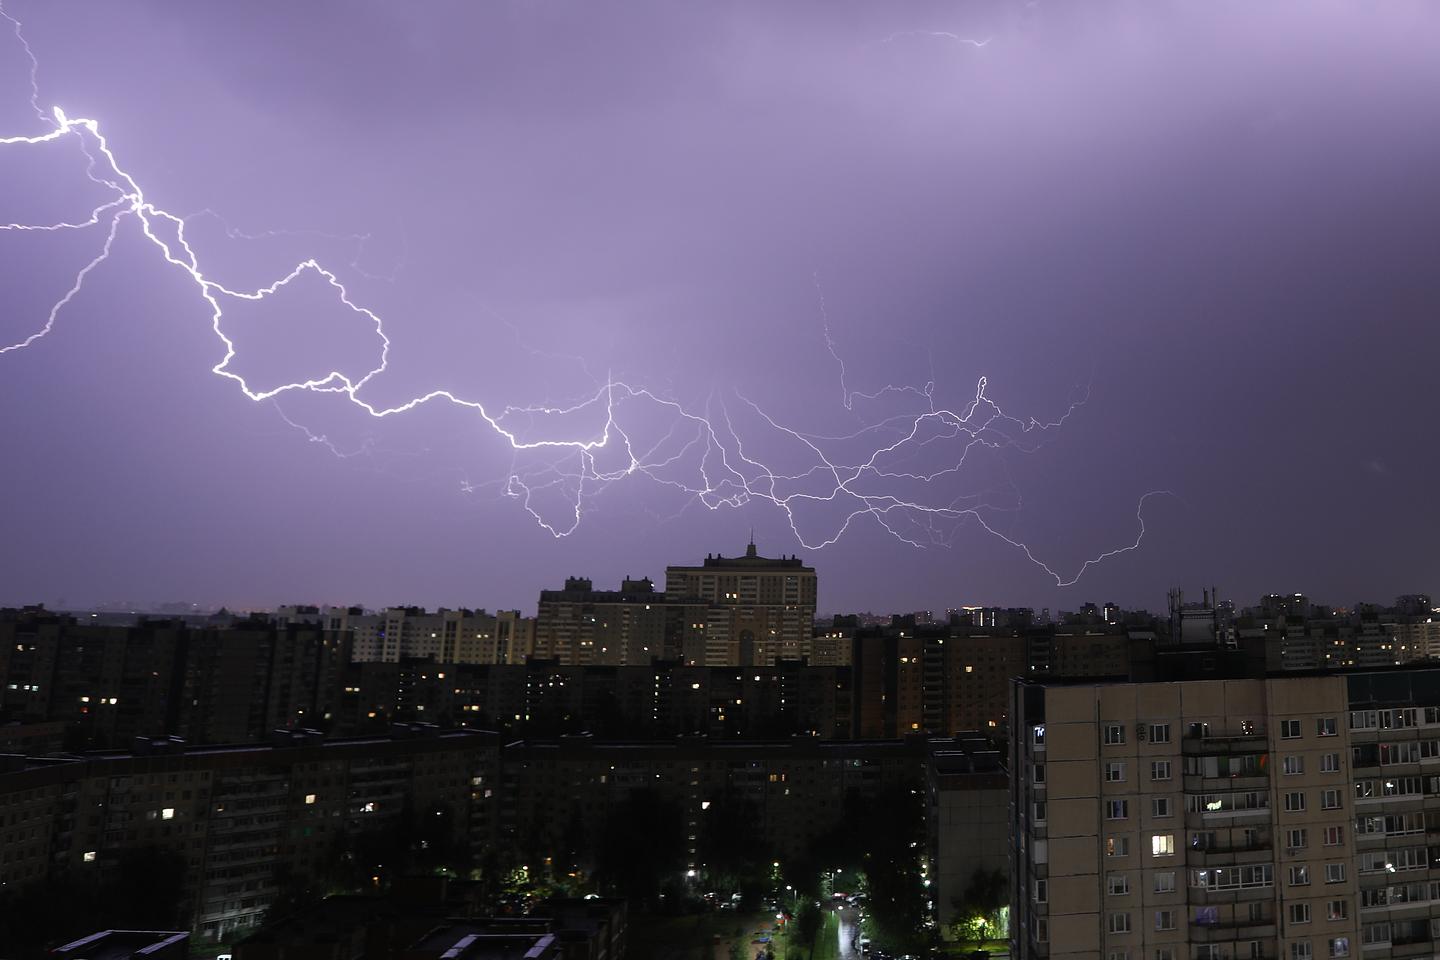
left=500, top=736, right=925, bottom=874
left=533, top=577, right=704, bottom=666
left=665, top=541, right=818, bottom=666
left=335, top=659, right=854, bottom=740
left=334, top=607, right=535, bottom=665
left=923, top=633, right=1029, bottom=735
left=1010, top=669, right=1440, bottom=960
left=0, top=727, right=501, bottom=943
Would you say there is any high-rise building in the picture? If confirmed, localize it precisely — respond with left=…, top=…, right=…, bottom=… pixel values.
left=532, top=577, right=701, bottom=666
left=333, top=607, right=535, bottom=665
left=664, top=541, right=817, bottom=666
left=1008, top=669, right=1440, bottom=960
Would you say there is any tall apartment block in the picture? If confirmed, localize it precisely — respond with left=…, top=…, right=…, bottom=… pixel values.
left=665, top=541, right=817, bottom=666
left=532, top=577, right=708, bottom=665
left=1012, top=668, right=1440, bottom=960
left=530, top=541, right=818, bottom=667
left=332, top=607, right=535, bottom=664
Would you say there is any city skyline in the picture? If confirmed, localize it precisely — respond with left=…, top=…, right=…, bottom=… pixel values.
left=3, top=2, right=1439, bottom=614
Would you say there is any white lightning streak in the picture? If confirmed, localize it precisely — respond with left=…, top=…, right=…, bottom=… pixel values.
left=0, top=4, right=1167, bottom=586
left=879, top=30, right=993, bottom=49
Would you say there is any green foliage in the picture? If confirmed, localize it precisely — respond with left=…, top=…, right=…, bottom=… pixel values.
left=794, top=900, right=824, bottom=951
left=950, top=867, right=1008, bottom=948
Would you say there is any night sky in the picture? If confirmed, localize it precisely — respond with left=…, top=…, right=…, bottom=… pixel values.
left=2, top=1, right=1438, bottom=616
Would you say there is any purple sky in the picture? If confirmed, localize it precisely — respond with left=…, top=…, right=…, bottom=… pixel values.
left=2, top=1, right=1439, bottom=616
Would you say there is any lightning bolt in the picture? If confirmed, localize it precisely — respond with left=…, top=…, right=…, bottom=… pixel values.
left=878, top=30, right=994, bottom=49
left=0, top=3, right=1168, bottom=587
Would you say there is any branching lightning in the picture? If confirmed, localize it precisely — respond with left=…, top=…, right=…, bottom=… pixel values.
left=0, top=3, right=1168, bottom=586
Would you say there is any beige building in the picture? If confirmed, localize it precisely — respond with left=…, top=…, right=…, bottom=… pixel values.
left=1389, top=620, right=1440, bottom=662
left=665, top=542, right=817, bottom=666
left=533, top=577, right=689, bottom=666
left=1010, top=671, right=1397, bottom=960
left=334, top=607, right=535, bottom=665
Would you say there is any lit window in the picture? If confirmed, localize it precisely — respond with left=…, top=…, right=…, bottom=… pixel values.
left=161, top=808, right=175, bottom=820
left=83, top=851, right=96, bottom=862
left=305, top=794, right=317, bottom=805
left=1151, top=834, right=1175, bottom=856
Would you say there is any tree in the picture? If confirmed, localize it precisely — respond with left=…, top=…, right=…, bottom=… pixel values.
left=950, top=867, right=1008, bottom=950
left=794, top=900, right=824, bottom=959
left=853, top=782, right=928, bottom=954
left=593, top=787, right=686, bottom=907
left=697, top=794, right=765, bottom=896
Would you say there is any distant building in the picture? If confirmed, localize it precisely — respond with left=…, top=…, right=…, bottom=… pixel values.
left=665, top=540, right=818, bottom=666
left=334, top=607, right=535, bottom=665
left=531, top=540, right=819, bottom=668
left=533, top=576, right=704, bottom=666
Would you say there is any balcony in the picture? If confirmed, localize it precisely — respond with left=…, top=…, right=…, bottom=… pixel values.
left=1185, top=774, right=1271, bottom=793
left=1186, top=885, right=1276, bottom=905
left=1186, top=842, right=1273, bottom=866
left=1182, top=732, right=1268, bottom=755
left=1185, top=807, right=1272, bottom=827
left=1189, top=919, right=1277, bottom=942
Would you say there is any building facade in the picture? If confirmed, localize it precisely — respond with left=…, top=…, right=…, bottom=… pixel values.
left=0, top=728, right=501, bottom=943
left=1010, top=670, right=1440, bottom=960
left=665, top=542, right=818, bottom=666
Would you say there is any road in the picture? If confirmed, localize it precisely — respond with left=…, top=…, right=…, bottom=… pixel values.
left=834, top=903, right=860, bottom=960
